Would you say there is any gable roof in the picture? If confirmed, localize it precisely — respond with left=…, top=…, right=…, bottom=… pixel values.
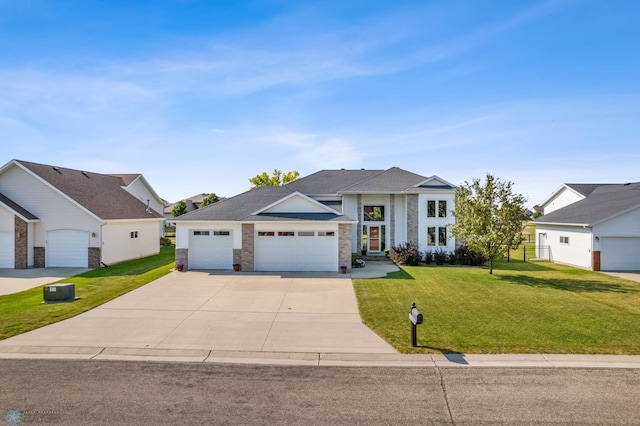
left=0, top=193, right=39, bottom=222
left=172, top=166, right=452, bottom=224
left=8, top=160, right=163, bottom=221
left=536, top=182, right=640, bottom=226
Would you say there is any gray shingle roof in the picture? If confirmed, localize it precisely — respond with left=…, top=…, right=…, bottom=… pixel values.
left=339, top=167, right=428, bottom=193
left=16, top=160, right=163, bottom=220
left=565, top=183, right=613, bottom=197
left=536, top=182, right=640, bottom=226
left=0, top=193, right=39, bottom=221
left=284, top=169, right=383, bottom=195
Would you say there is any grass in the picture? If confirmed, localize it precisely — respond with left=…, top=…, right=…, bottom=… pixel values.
left=353, top=258, right=640, bottom=354
left=0, top=246, right=176, bottom=341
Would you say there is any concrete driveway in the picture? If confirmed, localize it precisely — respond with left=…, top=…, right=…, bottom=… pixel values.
left=0, top=268, right=90, bottom=296
left=0, top=270, right=397, bottom=356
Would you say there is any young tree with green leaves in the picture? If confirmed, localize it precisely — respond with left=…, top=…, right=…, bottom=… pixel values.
left=249, top=169, right=299, bottom=188
left=200, top=193, right=220, bottom=207
left=171, top=200, right=187, bottom=217
left=451, top=174, right=527, bottom=274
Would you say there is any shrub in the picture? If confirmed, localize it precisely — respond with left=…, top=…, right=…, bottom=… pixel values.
left=351, top=253, right=365, bottom=268
left=448, top=251, right=456, bottom=265
left=454, top=245, right=487, bottom=266
left=160, top=237, right=173, bottom=246
left=433, top=248, right=447, bottom=265
left=390, top=243, right=422, bottom=266
left=424, top=251, right=433, bottom=264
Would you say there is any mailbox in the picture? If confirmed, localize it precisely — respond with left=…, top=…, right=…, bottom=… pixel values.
left=409, top=302, right=423, bottom=347
left=409, top=305, right=423, bottom=325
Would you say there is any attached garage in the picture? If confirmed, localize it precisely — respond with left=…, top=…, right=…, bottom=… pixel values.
left=46, top=229, right=89, bottom=267
left=0, top=231, right=14, bottom=268
left=601, top=237, right=640, bottom=271
left=188, top=230, right=233, bottom=270
left=254, top=230, right=338, bottom=272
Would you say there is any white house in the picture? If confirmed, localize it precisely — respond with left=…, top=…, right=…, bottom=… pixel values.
left=535, top=182, right=640, bottom=271
left=171, top=167, right=457, bottom=272
left=0, top=159, right=165, bottom=269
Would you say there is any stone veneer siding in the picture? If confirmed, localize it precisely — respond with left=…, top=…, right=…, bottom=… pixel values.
left=356, top=194, right=362, bottom=252
left=88, top=247, right=101, bottom=269
left=241, top=224, right=255, bottom=272
left=338, top=223, right=352, bottom=272
left=14, top=216, right=28, bottom=269
left=407, top=194, right=419, bottom=245
left=34, top=247, right=45, bottom=268
left=389, top=194, right=395, bottom=248
left=175, top=248, right=188, bottom=271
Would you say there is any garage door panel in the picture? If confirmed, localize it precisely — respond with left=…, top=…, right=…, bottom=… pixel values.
left=189, top=231, right=233, bottom=270
left=255, top=232, right=337, bottom=272
left=47, top=230, right=89, bottom=267
left=0, top=232, right=14, bottom=268
left=601, top=238, right=640, bottom=271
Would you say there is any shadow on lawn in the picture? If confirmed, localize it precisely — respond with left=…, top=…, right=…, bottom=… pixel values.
left=497, top=274, right=638, bottom=294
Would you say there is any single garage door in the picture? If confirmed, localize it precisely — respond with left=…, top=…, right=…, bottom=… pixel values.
left=0, top=231, right=14, bottom=268
left=601, top=237, right=640, bottom=271
left=254, top=230, right=338, bottom=272
left=189, top=230, right=233, bottom=270
left=47, top=230, right=89, bottom=267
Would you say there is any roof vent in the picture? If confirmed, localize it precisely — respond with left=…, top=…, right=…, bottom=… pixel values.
left=82, top=171, right=90, bottom=178
left=53, top=167, right=62, bottom=174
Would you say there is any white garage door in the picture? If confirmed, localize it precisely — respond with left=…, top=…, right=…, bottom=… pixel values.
left=47, top=230, right=89, bottom=267
left=0, top=231, right=14, bottom=268
left=254, top=230, right=338, bottom=272
left=601, top=237, right=640, bottom=271
left=189, top=230, right=233, bottom=270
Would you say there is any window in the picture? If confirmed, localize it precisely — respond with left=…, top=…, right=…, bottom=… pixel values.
left=278, top=231, right=295, bottom=237
left=258, top=231, right=275, bottom=236
left=214, top=231, right=230, bottom=236
left=428, top=226, right=448, bottom=247
left=439, top=227, right=447, bottom=246
left=560, top=236, right=569, bottom=245
left=438, top=201, right=447, bottom=218
left=427, top=227, right=436, bottom=246
left=130, top=231, right=138, bottom=239
left=298, top=231, right=314, bottom=237
left=363, top=205, right=385, bottom=221
left=427, top=201, right=436, bottom=218
left=193, top=231, right=209, bottom=236
left=318, top=231, right=335, bottom=237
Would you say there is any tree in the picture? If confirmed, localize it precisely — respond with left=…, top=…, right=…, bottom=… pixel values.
left=249, top=169, right=300, bottom=188
left=200, top=193, right=220, bottom=207
left=451, top=174, right=527, bottom=274
left=171, top=200, right=187, bottom=217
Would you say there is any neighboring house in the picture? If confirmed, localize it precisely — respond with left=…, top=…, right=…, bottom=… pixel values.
left=535, top=182, right=640, bottom=271
left=0, top=159, right=165, bottom=269
left=164, top=193, right=215, bottom=220
left=171, top=167, right=456, bottom=272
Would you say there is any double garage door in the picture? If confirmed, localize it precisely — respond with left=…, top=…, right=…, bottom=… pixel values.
left=255, top=230, right=338, bottom=272
left=601, top=237, right=640, bottom=271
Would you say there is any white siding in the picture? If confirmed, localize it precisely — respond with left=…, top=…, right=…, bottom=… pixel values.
left=264, top=195, right=330, bottom=213
left=101, top=220, right=162, bottom=265
left=543, top=187, right=584, bottom=215
left=418, top=192, right=456, bottom=253
left=592, top=208, right=640, bottom=238
left=394, top=194, right=407, bottom=248
left=0, top=165, right=100, bottom=248
left=122, top=177, right=164, bottom=216
left=536, top=224, right=593, bottom=269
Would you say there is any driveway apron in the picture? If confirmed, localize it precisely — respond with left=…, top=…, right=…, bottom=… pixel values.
left=0, top=271, right=397, bottom=354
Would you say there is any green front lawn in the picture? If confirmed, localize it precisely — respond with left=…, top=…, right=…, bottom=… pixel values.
left=354, top=259, right=640, bottom=354
left=0, top=246, right=176, bottom=341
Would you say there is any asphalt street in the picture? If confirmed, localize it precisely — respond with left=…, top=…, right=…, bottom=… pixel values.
left=1, top=360, right=638, bottom=425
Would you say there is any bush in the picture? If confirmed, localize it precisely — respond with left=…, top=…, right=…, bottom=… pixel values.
left=160, top=237, right=173, bottom=246
left=454, top=245, right=487, bottom=266
left=352, top=253, right=365, bottom=268
left=424, top=250, right=433, bottom=264
left=448, top=251, right=456, bottom=265
left=390, top=243, right=422, bottom=266
left=433, top=248, right=447, bottom=265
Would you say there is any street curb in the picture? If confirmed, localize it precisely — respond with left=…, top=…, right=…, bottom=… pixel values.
left=0, top=346, right=639, bottom=368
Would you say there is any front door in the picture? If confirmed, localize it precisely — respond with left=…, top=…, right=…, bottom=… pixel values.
left=369, top=226, right=380, bottom=251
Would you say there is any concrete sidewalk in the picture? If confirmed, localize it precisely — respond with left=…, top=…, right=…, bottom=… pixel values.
left=0, top=267, right=89, bottom=295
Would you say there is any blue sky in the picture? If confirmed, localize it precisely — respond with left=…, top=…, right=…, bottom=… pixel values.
left=1, top=0, right=639, bottom=206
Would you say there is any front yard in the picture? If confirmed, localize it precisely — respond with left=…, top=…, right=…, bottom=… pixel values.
left=354, top=259, right=640, bottom=354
